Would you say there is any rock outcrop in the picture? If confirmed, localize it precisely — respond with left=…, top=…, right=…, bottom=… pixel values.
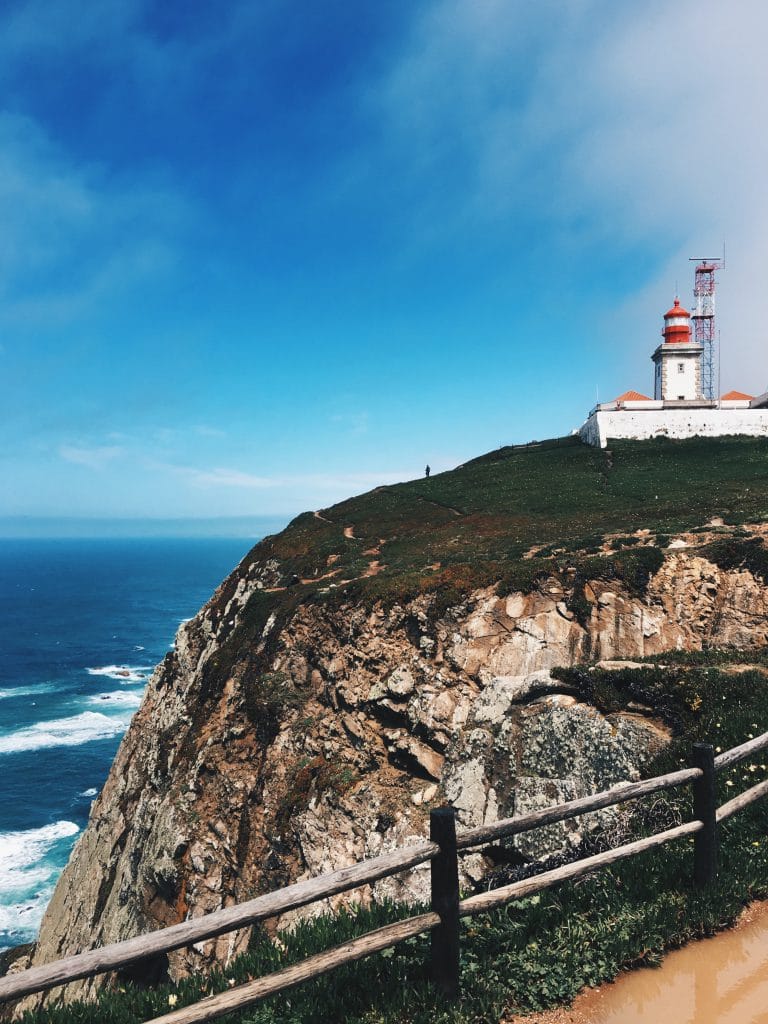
left=20, top=523, right=768, bottom=1008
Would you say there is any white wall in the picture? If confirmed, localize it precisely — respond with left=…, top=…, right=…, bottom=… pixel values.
left=661, top=352, right=699, bottom=401
left=579, top=409, right=768, bottom=448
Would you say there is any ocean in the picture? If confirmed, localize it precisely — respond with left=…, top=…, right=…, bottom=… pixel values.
left=0, top=537, right=254, bottom=953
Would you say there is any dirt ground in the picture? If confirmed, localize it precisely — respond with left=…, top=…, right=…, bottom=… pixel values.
left=499, top=899, right=768, bottom=1023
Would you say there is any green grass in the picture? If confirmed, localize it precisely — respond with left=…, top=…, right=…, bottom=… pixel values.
left=253, top=435, right=768, bottom=599
left=19, top=651, right=768, bottom=1024
left=700, top=535, right=768, bottom=585
left=197, top=434, right=768, bottom=696
left=15, top=437, right=768, bottom=1021
left=20, top=815, right=768, bottom=1024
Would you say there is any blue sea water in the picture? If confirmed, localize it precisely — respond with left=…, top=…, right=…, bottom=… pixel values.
left=0, top=537, right=254, bottom=952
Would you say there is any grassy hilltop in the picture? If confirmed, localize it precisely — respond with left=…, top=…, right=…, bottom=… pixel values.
left=15, top=435, right=768, bottom=1024
left=257, top=433, right=768, bottom=602
left=203, top=434, right=768, bottom=689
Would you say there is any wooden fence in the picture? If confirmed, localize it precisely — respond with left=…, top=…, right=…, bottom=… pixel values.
left=2, top=730, right=768, bottom=1023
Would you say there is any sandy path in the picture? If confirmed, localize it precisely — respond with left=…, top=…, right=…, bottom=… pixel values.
left=500, top=900, right=768, bottom=1024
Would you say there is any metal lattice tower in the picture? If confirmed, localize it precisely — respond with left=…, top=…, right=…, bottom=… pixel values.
left=690, top=258, right=722, bottom=401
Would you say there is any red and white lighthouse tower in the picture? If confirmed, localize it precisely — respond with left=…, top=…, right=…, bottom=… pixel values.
left=652, top=297, right=703, bottom=401
left=662, top=298, right=692, bottom=344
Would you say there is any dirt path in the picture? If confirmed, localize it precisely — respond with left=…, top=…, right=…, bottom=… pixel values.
left=500, top=900, right=768, bottom=1024
left=268, top=522, right=385, bottom=589
left=419, top=496, right=463, bottom=517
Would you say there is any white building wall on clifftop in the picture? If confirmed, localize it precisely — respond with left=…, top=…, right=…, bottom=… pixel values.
left=579, top=409, right=768, bottom=448
left=578, top=411, right=602, bottom=448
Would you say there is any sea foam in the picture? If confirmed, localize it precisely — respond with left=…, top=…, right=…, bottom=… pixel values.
left=86, top=664, right=151, bottom=683
left=0, top=821, right=79, bottom=894
left=0, top=821, right=80, bottom=945
left=87, top=691, right=143, bottom=708
left=0, top=711, right=130, bottom=755
left=0, top=682, right=56, bottom=700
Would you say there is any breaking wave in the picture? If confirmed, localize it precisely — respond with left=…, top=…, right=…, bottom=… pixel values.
left=87, top=691, right=143, bottom=708
left=0, top=712, right=131, bottom=756
left=85, top=664, right=151, bottom=683
left=0, top=821, right=80, bottom=945
left=0, top=683, right=56, bottom=701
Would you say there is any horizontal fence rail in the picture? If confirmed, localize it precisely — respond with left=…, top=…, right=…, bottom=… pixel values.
left=2, top=726, right=768, bottom=1023
left=714, top=731, right=768, bottom=770
left=150, top=912, right=441, bottom=1024
left=458, top=819, right=703, bottom=918
left=717, top=777, right=768, bottom=822
left=148, top=821, right=709, bottom=1024
left=455, top=766, right=702, bottom=851
left=0, top=843, right=438, bottom=1003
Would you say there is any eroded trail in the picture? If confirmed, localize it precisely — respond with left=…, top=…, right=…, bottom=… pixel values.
left=508, top=903, right=768, bottom=1024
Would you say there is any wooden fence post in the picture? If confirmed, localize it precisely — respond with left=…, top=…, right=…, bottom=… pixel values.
left=430, top=806, right=460, bottom=1000
left=691, top=742, right=717, bottom=888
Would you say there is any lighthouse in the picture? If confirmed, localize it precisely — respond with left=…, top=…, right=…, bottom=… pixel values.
left=651, top=297, right=703, bottom=401
left=578, top=258, right=768, bottom=447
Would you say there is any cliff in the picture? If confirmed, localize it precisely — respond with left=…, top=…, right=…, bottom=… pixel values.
left=21, top=436, right=768, bottom=1005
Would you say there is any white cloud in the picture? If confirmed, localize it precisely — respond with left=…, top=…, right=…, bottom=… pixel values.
left=559, top=0, right=768, bottom=390
left=367, top=0, right=768, bottom=388
left=297, top=472, right=407, bottom=491
left=178, top=467, right=278, bottom=489
left=59, top=444, right=124, bottom=469
left=0, top=111, right=186, bottom=326
left=193, top=425, right=227, bottom=438
left=160, top=463, right=409, bottom=492
left=329, top=412, right=369, bottom=436
left=0, top=1, right=279, bottom=116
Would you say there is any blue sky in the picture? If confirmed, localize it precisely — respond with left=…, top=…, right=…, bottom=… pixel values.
left=3, top=0, right=767, bottom=531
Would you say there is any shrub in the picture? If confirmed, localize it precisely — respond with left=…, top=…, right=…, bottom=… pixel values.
left=701, top=536, right=768, bottom=585
left=275, top=755, right=359, bottom=832
left=242, top=671, right=304, bottom=743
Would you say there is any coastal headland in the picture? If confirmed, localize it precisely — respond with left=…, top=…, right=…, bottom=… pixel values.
left=9, top=434, right=768, bottom=1022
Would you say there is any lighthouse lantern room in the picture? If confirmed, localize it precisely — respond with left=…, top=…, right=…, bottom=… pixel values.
left=651, top=298, right=703, bottom=402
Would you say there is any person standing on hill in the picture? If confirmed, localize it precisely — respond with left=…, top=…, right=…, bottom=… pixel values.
left=425, top=465, right=430, bottom=478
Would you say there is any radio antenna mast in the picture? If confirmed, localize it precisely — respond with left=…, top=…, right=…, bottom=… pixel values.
left=688, top=254, right=723, bottom=401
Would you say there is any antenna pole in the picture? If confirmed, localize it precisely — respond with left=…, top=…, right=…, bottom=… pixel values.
left=689, top=256, right=723, bottom=401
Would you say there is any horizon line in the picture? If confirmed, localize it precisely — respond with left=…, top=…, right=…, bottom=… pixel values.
left=0, top=514, right=294, bottom=540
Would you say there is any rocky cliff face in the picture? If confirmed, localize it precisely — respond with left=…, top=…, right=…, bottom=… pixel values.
left=21, top=522, right=768, bottom=1006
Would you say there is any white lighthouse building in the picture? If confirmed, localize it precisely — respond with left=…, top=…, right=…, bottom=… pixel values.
left=579, top=283, right=768, bottom=448
left=652, top=298, right=703, bottom=402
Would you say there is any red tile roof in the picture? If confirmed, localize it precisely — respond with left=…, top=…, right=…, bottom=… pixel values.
left=615, top=390, right=652, bottom=402
left=720, top=390, right=754, bottom=401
